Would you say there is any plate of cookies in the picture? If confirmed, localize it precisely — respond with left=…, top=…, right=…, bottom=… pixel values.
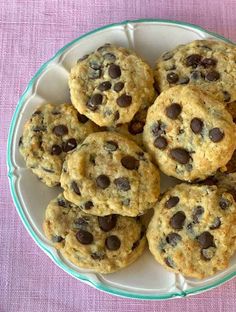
left=7, top=19, right=236, bottom=300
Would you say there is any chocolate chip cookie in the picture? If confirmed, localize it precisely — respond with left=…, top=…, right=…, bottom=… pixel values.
left=143, top=85, right=236, bottom=181
left=69, top=43, right=155, bottom=127
left=147, top=183, right=236, bottom=279
left=60, top=132, right=160, bottom=216
left=43, top=193, right=146, bottom=273
left=19, top=103, right=98, bottom=187
left=154, top=39, right=236, bottom=116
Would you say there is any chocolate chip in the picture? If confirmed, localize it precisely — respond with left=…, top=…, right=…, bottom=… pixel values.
left=32, top=110, right=42, bottom=116
left=186, top=54, right=202, bottom=67
left=98, top=215, right=117, bottom=232
left=190, top=118, right=203, bottom=134
left=162, top=51, right=173, bottom=61
left=77, top=54, right=89, bottom=62
left=74, top=217, right=88, bottom=227
left=205, top=70, right=220, bottom=81
left=154, top=136, right=168, bottom=150
left=91, top=252, right=105, bottom=260
left=197, top=231, right=214, bottom=249
left=201, top=58, right=217, bottom=67
left=128, top=120, right=145, bottom=135
left=52, top=110, right=61, bottom=116
left=108, top=64, right=121, bottom=79
left=170, top=211, right=186, bottom=230
left=53, top=125, right=68, bottom=136
left=192, top=206, right=204, bottom=223
left=186, top=223, right=194, bottom=235
left=178, top=129, right=185, bottom=135
left=98, top=81, right=112, bottom=91
left=114, top=177, right=130, bottom=191
left=42, top=167, right=54, bottom=173
left=97, top=43, right=111, bottom=52
left=104, top=140, right=118, bottom=152
left=191, top=70, right=203, bottom=80
left=71, top=181, right=81, bottom=195
left=76, top=229, right=93, bottom=244
left=104, top=52, right=116, bottom=63
left=57, top=198, right=67, bottom=207
left=52, top=235, right=63, bottom=243
left=77, top=112, right=89, bottom=123
left=96, top=175, right=110, bottom=189
left=210, top=217, right=221, bottom=230
left=170, top=148, right=190, bottom=164
left=132, top=240, right=140, bottom=250
left=165, top=196, right=179, bottom=208
left=114, top=82, right=124, bottom=92
left=51, top=144, right=62, bottom=155
left=201, top=247, right=216, bottom=260
left=158, top=239, right=166, bottom=252
left=87, top=94, right=103, bottom=111
left=166, top=72, right=179, bottom=83
left=88, top=68, right=101, bottom=79
left=151, top=121, right=166, bottom=136
left=117, top=94, right=132, bottom=107
left=121, top=156, right=139, bottom=170
left=105, top=235, right=121, bottom=250
left=166, top=233, right=182, bottom=247
left=90, top=61, right=101, bottom=70
left=84, top=201, right=94, bottom=210
left=19, top=136, right=23, bottom=146
left=136, top=151, right=145, bottom=160
left=114, top=111, right=120, bottom=121
left=178, top=76, right=190, bottom=84
left=33, top=124, right=46, bottom=132
left=62, top=138, right=77, bottom=152
left=209, top=128, right=224, bottom=142
left=223, top=91, right=231, bottom=102
left=164, top=257, right=175, bottom=268
left=166, top=103, right=182, bottom=119
left=219, top=198, right=231, bottom=210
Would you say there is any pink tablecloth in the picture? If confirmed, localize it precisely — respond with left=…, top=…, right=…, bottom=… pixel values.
left=1, top=0, right=236, bottom=311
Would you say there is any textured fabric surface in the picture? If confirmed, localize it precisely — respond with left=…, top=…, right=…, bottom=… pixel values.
left=1, top=0, right=236, bottom=311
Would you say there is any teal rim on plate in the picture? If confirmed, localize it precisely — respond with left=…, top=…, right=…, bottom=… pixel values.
left=7, top=18, right=236, bottom=300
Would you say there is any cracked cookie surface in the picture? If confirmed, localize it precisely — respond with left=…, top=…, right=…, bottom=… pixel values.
left=19, top=103, right=98, bottom=186
left=60, top=132, right=160, bottom=216
left=154, top=40, right=236, bottom=118
left=147, top=183, right=236, bottom=279
left=69, top=44, right=155, bottom=127
left=43, top=193, right=146, bottom=273
left=143, top=85, right=236, bottom=181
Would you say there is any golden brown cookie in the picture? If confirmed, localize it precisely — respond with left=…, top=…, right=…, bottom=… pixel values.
left=69, top=44, right=155, bottom=127
left=143, top=85, right=236, bottom=181
left=154, top=40, right=236, bottom=113
left=43, top=193, right=146, bottom=274
left=19, top=103, right=98, bottom=186
left=147, top=183, right=236, bottom=279
left=60, top=132, right=160, bottom=216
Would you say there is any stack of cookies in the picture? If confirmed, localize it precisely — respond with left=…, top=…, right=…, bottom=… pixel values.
left=19, top=40, right=236, bottom=279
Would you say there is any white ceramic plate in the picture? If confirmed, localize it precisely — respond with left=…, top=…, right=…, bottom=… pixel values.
left=7, top=19, right=236, bottom=300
